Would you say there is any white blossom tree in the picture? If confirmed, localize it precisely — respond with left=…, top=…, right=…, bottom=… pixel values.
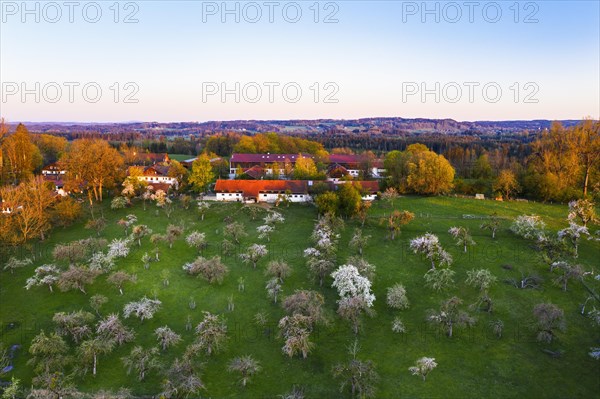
left=331, top=265, right=376, bottom=334
left=264, top=211, right=285, bottom=226
left=558, top=222, right=590, bottom=258
left=448, top=226, right=475, bottom=253
left=89, top=252, right=115, bottom=272
left=409, top=357, right=437, bottom=381
left=568, top=199, right=597, bottom=226
left=25, top=264, right=60, bottom=292
left=266, top=278, right=282, bottom=304
left=240, top=244, right=268, bottom=269
left=257, top=225, right=275, bottom=242
left=386, top=283, right=409, bottom=310
left=510, top=215, right=545, bottom=240
left=3, top=256, right=32, bottom=274
left=186, top=231, right=207, bottom=253
left=197, top=201, right=210, bottom=221
left=108, top=238, right=132, bottom=259
left=123, top=297, right=162, bottom=322
left=410, top=234, right=452, bottom=269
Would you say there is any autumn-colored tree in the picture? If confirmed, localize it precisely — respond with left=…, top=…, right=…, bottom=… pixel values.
left=525, top=122, right=580, bottom=201
left=52, top=197, right=82, bottom=227
left=493, top=170, right=520, bottom=200
left=0, top=117, right=8, bottom=183
left=189, top=154, right=214, bottom=193
left=380, top=210, right=414, bottom=240
left=315, top=191, right=339, bottom=215
left=62, top=139, right=124, bottom=203
left=168, top=160, right=188, bottom=190
left=1, top=123, right=42, bottom=183
left=385, top=144, right=454, bottom=195
left=574, top=119, right=600, bottom=196
left=293, top=155, right=319, bottom=180
left=0, top=176, right=55, bottom=243
left=406, top=147, right=455, bottom=195
left=32, top=134, right=68, bottom=165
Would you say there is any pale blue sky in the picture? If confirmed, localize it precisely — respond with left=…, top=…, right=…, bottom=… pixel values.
left=1, top=0, right=598, bottom=122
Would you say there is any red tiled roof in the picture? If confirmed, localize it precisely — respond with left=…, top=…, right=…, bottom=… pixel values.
left=243, top=165, right=265, bottom=179
left=42, top=161, right=65, bottom=171
left=328, top=154, right=363, bottom=164
left=328, top=154, right=385, bottom=168
left=42, top=175, right=64, bottom=187
left=230, top=153, right=313, bottom=163
left=215, top=180, right=308, bottom=199
left=146, top=182, right=171, bottom=193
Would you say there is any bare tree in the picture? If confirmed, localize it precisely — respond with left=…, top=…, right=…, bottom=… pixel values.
left=155, top=326, right=182, bottom=351
left=122, top=346, right=161, bottom=381
left=58, top=266, right=100, bottom=294
left=78, top=337, right=115, bottom=377
left=97, top=314, right=135, bottom=345
left=533, top=303, right=566, bottom=343
left=228, top=355, right=262, bottom=388
left=107, top=271, right=137, bottom=295
left=427, top=297, right=475, bottom=338
left=332, top=340, right=379, bottom=398
left=265, top=260, right=292, bottom=282
left=183, top=256, right=229, bottom=284
left=193, top=312, right=228, bottom=356
left=349, top=228, right=370, bottom=255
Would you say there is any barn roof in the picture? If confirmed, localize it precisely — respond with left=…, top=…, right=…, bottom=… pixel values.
left=230, top=153, right=313, bottom=163
left=214, top=180, right=308, bottom=198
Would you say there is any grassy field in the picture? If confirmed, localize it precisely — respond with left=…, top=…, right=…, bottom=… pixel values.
left=1, top=196, right=599, bottom=398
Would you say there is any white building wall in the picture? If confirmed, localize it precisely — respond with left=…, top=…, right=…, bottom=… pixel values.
left=138, top=176, right=177, bottom=185
left=258, top=193, right=310, bottom=203
left=216, top=192, right=243, bottom=202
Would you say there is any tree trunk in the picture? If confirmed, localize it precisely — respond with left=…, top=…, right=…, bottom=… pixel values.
left=201, top=214, right=205, bottom=221
left=48, top=285, right=53, bottom=292
left=93, top=353, right=97, bottom=376
left=583, top=166, right=590, bottom=197
left=119, top=287, right=123, bottom=295
left=492, top=229, right=496, bottom=239
left=448, top=323, right=453, bottom=338
left=464, top=244, right=467, bottom=253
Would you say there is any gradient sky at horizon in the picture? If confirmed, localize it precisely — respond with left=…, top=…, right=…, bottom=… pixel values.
left=1, top=0, right=598, bottom=122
